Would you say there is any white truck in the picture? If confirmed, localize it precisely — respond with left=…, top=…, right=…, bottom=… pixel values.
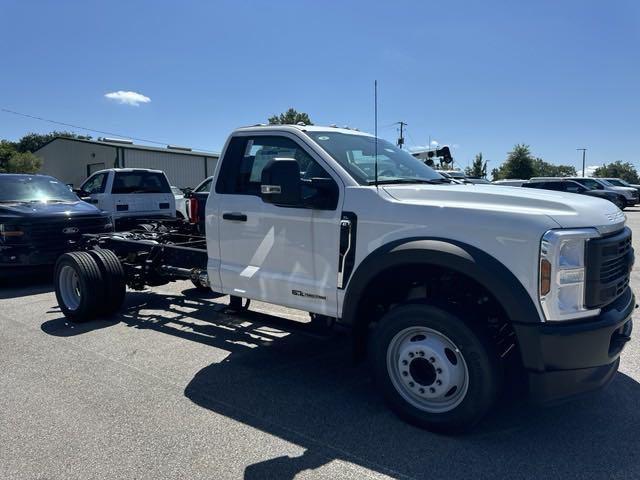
left=77, top=168, right=176, bottom=228
left=53, top=125, right=634, bottom=433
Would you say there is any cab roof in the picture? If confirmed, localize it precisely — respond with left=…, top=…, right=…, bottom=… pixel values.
left=233, top=124, right=374, bottom=137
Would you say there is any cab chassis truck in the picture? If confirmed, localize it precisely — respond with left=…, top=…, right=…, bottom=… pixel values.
left=54, top=125, right=635, bottom=433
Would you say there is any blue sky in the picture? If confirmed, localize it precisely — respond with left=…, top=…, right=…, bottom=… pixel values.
left=1, top=0, right=638, bottom=173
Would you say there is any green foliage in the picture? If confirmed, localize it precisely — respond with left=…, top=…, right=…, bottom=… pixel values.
left=0, top=140, right=17, bottom=170
left=491, top=144, right=535, bottom=180
left=4, top=151, right=42, bottom=173
left=491, top=145, right=577, bottom=181
left=593, top=161, right=640, bottom=184
left=531, top=157, right=576, bottom=177
left=268, top=108, right=313, bottom=125
left=15, top=131, right=91, bottom=153
left=465, top=152, right=487, bottom=178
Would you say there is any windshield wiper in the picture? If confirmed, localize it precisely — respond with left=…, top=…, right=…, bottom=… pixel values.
left=369, top=178, right=445, bottom=185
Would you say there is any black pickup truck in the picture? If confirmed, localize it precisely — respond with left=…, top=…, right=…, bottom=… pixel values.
left=0, top=174, right=113, bottom=277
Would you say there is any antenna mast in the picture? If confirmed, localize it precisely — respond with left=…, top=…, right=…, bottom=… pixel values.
left=374, top=80, right=378, bottom=189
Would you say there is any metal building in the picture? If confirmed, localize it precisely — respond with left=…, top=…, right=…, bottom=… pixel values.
left=34, top=137, right=219, bottom=188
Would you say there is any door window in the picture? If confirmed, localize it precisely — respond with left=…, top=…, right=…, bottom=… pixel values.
left=216, top=136, right=331, bottom=196
left=81, top=172, right=107, bottom=194
left=195, top=178, right=213, bottom=193
left=563, top=182, right=583, bottom=193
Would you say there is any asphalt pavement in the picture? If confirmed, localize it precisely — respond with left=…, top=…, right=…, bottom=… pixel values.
left=2, top=211, right=640, bottom=479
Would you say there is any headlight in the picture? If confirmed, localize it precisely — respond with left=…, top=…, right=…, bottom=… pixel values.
left=539, top=228, right=600, bottom=321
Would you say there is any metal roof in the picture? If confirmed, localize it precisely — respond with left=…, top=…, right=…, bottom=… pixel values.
left=34, top=136, right=219, bottom=158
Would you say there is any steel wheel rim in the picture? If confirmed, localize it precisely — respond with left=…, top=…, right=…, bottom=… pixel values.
left=386, top=326, right=469, bottom=413
left=59, top=265, right=81, bottom=311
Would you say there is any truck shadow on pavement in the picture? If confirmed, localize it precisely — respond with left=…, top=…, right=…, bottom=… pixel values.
left=42, top=289, right=640, bottom=479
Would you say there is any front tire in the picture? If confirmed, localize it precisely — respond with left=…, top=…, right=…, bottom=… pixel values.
left=370, top=304, right=500, bottom=433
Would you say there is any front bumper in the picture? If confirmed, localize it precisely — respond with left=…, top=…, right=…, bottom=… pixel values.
left=513, top=287, right=635, bottom=404
left=626, top=197, right=638, bottom=207
left=0, top=243, right=66, bottom=267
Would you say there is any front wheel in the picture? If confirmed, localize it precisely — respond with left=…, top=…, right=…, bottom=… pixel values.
left=370, top=304, right=501, bottom=433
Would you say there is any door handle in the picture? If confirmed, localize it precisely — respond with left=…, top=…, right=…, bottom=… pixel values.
left=222, top=212, right=247, bottom=222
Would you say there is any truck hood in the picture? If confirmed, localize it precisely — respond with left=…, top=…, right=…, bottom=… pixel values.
left=382, top=184, right=626, bottom=234
left=0, top=200, right=104, bottom=220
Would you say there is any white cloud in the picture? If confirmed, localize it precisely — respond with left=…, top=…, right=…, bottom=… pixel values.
left=577, top=165, right=599, bottom=177
left=430, top=140, right=439, bottom=146
left=104, top=90, right=151, bottom=106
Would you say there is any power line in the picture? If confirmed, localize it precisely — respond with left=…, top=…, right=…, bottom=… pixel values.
left=0, top=107, right=214, bottom=152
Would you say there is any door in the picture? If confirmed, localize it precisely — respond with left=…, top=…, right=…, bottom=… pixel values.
left=79, top=171, right=109, bottom=211
left=192, top=177, right=213, bottom=230
left=215, top=134, right=342, bottom=316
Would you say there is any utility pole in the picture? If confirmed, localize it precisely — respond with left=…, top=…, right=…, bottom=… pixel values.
left=396, top=121, right=407, bottom=149
left=577, top=148, right=587, bottom=176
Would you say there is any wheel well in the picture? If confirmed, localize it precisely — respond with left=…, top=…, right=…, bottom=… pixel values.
left=351, top=264, right=519, bottom=364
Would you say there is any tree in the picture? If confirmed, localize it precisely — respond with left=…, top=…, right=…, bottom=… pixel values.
left=268, top=108, right=313, bottom=125
left=531, top=157, right=576, bottom=177
left=15, top=130, right=91, bottom=153
left=4, top=151, right=42, bottom=173
left=491, top=144, right=535, bottom=180
left=465, top=152, right=487, bottom=178
left=0, top=140, right=17, bottom=170
left=593, top=161, right=640, bottom=184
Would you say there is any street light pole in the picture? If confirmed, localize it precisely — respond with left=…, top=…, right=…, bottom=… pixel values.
left=577, top=148, right=587, bottom=176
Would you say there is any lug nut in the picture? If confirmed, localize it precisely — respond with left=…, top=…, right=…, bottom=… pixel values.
left=419, top=388, right=425, bottom=394
left=409, top=382, right=415, bottom=388
left=429, top=357, right=436, bottom=363
left=436, top=380, right=442, bottom=386
left=402, top=360, right=408, bottom=366
left=402, top=371, right=408, bottom=377
left=409, top=352, right=414, bottom=358
left=419, top=351, right=425, bottom=357
left=429, top=387, right=436, bottom=393
left=436, top=368, right=442, bottom=374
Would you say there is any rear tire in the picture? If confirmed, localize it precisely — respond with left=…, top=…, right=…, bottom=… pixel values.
left=89, top=249, right=126, bottom=316
left=54, top=252, right=105, bottom=323
left=370, top=304, right=501, bottom=433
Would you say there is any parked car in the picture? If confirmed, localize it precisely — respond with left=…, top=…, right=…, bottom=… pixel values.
left=54, top=124, right=634, bottom=433
left=492, top=179, right=527, bottom=186
left=532, top=177, right=638, bottom=207
left=171, top=186, right=189, bottom=219
left=435, top=170, right=468, bottom=183
left=76, top=168, right=175, bottom=229
left=0, top=174, right=112, bottom=277
left=602, top=177, right=640, bottom=193
left=522, top=179, right=627, bottom=209
left=187, top=176, right=214, bottom=232
left=465, top=177, right=492, bottom=185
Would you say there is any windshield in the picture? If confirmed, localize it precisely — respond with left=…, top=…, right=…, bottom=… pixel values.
left=0, top=176, right=79, bottom=203
left=306, top=132, right=444, bottom=185
left=606, top=179, right=626, bottom=187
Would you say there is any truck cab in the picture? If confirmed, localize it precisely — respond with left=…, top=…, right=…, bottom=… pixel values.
left=203, top=125, right=634, bottom=431
left=78, top=168, right=175, bottom=228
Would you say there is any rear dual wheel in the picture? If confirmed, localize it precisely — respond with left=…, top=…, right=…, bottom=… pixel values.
left=54, top=249, right=126, bottom=323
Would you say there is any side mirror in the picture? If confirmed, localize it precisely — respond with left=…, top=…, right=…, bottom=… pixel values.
left=303, top=177, right=339, bottom=210
left=260, top=158, right=301, bottom=206
left=74, top=188, right=87, bottom=197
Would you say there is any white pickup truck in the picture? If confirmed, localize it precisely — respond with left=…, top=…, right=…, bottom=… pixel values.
left=53, top=125, right=634, bottom=433
left=77, top=168, right=175, bottom=228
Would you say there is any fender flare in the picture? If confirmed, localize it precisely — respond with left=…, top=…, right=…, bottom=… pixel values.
left=341, top=238, right=541, bottom=329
